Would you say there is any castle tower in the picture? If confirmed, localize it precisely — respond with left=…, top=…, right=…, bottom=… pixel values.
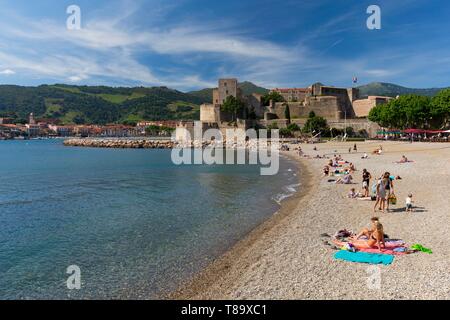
left=213, top=78, right=239, bottom=105
left=29, top=113, right=36, bottom=125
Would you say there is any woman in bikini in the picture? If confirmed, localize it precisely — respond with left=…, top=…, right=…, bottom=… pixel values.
left=353, top=217, right=386, bottom=252
left=368, top=221, right=386, bottom=252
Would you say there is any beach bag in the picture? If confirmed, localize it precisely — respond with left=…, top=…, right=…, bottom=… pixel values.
left=389, top=194, right=397, bottom=205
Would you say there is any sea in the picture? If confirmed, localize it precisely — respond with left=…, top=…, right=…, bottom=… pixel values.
left=0, top=139, right=300, bottom=299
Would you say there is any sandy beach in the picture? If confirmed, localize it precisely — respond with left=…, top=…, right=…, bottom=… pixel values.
left=171, top=141, right=450, bottom=300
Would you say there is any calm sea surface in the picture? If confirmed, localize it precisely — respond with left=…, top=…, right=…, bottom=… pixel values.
left=0, top=139, right=299, bottom=299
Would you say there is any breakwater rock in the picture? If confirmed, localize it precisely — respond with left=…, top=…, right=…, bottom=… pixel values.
left=64, top=139, right=177, bottom=149
left=64, top=138, right=273, bottom=150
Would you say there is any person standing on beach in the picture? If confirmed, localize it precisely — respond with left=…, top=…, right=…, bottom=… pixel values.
left=374, top=175, right=387, bottom=213
left=384, top=172, right=394, bottom=212
left=362, top=169, right=372, bottom=197
left=354, top=143, right=357, bottom=152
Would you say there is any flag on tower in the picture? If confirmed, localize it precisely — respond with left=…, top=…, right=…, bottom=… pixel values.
left=352, top=77, right=358, bottom=84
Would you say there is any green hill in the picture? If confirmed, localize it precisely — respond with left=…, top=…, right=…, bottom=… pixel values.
left=0, top=84, right=204, bottom=124
left=357, top=82, right=448, bottom=98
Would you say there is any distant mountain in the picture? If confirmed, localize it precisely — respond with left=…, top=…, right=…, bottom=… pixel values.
left=357, top=82, right=448, bottom=98
left=238, top=81, right=270, bottom=96
left=188, top=81, right=269, bottom=103
left=0, top=84, right=204, bottom=124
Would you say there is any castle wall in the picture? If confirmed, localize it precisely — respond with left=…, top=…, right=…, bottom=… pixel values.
left=353, top=96, right=393, bottom=118
left=200, top=104, right=219, bottom=122
left=280, top=118, right=380, bottom=137
left=213, top=89, right=219, bottom=104
left=271, top=96, right=342, bottom=120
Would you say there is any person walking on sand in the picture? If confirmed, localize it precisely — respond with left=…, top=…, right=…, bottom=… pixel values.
left=362, top=169, right=372, bottom=197
left=354, top=143, right=357, bottom=152
left=374, top=175, right=387, bottom=212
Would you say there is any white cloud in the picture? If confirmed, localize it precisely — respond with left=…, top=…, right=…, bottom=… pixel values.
left=365, top=69, right=394, bottom=77
left=0, top=69, right=16, bottom=75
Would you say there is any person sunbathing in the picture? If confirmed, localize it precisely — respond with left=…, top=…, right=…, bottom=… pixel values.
left=349, top=162, right=356, bottom=172
left=352, top=217, right=386, bottom=252
left=323, top=165, right=330, bottom=176
left=399, top=155, right=409, bottom=163
left=336, top=174, right=353, bottom=184
left=368, top=221, right=386, bottom=251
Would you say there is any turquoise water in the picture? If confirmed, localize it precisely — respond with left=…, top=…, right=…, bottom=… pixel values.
left=0, top=140, right=299, bottom=299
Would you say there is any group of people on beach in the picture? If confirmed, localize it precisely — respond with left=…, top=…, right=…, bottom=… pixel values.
left=318, top=144, right=420, bottom=252
left=321, top=149, right=414, bottom=214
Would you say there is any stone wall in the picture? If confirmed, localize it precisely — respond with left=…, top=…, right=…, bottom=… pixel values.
left=261, top=118, right=380, bottom=137
left=290, top=118, right=380, bottom=137
left=200, top=104, right=219, bottom=122
left=353, top=96, right=393, bottom=118
left=244, top=93, right=265, bottom=118
left=270, top=96, right=343, bottom=120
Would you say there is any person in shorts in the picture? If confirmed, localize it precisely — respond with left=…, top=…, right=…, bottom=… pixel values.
left=362, top=169, right=371, bottom=197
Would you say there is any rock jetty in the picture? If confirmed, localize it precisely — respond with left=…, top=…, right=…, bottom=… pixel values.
left=64, top=138, right=176, bottom=149
left=64, top=138, right=273, bottom=150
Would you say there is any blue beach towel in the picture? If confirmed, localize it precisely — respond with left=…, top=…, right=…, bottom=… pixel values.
left=334, top=250, right=394, bottom=265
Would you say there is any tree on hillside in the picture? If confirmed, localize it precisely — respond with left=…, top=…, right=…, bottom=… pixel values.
left=261, top=91, right=285, bottom=106
left=221, top=95, right=245, bottom=123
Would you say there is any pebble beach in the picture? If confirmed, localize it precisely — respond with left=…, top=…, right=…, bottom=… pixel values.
left=171, top=141, right=450, bottom=300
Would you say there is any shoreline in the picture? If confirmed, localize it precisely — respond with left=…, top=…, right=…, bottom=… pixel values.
left=168, top=141, right=450, bottom=300
left=167, top=151, right=314, bottom=299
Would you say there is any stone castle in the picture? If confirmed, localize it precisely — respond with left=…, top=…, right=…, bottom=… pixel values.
left=194, top=78, right=393, bottom=137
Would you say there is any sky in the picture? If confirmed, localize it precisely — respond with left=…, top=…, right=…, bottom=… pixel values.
left=0, top=0, right=449, bottom=91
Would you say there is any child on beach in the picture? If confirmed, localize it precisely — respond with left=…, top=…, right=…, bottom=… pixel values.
left=348, top=188, right=358, bottom=198
left=406, top=193, right=414, bottom=212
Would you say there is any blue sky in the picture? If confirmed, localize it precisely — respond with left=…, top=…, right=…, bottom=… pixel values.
left=0, top=0, right=449, bottom=91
